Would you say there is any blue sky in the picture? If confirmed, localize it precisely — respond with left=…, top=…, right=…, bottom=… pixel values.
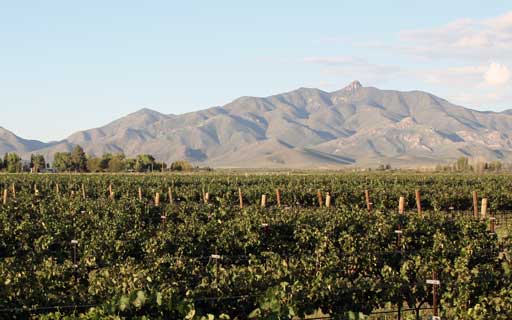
left=1, top=1, right=511, bottom=141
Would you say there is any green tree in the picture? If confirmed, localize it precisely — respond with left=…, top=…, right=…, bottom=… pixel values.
left=108, top=154, right=126, bottom=172
left=135, top=154, right=156, bottom=172
left=4, top=153, right=22, bottom=173
left=124, top=158, right=136, bottom=172
left=488, top=160, right=503, bottom=172
left=71, top=145, right=88, bottom=172
left=30, top=154, right=46, bottom=173
left=170, top=160, right=193, bottom=171
left=455, top=156, right=469, bottom=172
left=99, top=154, right=113, bottom=171
left=53, top=152, right=72, bottom=172
left=87, top=157, right=103, bottom=172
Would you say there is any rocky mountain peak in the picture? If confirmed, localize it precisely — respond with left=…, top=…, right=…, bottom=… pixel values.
left=342, top=80, right=363, bottom=93
left=131, top=107, right=163, bottom=116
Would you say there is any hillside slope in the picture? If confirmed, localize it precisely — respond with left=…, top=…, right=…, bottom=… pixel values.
left=3, top=81, right=512, bottom=168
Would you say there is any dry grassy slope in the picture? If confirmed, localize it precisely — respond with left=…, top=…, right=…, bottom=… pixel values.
left=0, top=127, right=48, bottom=155
left=3, top=81, right=512, bottom=168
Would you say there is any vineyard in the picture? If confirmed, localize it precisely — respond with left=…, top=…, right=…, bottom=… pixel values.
left=1, top=173, right=511, bottom=319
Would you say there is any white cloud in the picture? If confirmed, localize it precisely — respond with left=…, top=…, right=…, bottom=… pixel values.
left=418, top=62, right=510, bottom=88
left=420, top=65, right=485, bottom=87
left=393, top=12, right=512, bottom=108
left=484, top=62, right=510, bottom=86
left=486, top=11, right=512, bottom=30
left=447, top=90, right=511, bottom=111
left=399, top=11, right=512, bottom=60
left=302, top=11, right=512, bottom=109
left=391, top=61, right=512, bottom=110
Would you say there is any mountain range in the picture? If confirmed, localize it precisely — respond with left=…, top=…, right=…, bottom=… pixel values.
left=3, top=81, right=512, bottom=168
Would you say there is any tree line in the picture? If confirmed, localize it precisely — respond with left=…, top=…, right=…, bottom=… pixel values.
left=0, top=145, right=195, bottom=173
left=435, top=156, right=506, bottom=173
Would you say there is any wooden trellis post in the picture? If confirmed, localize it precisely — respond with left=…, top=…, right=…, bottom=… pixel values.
left=481, top=198, right=488, bottom=220
left=204, top=192, right=209, bottom=204
left=70, top=239, right=79, bottom=270
left=108, top=184, right=114, bottom=200
left=261, top=194, right=266, bottom=208
left=138, top=187, right=143, bottom=201
left=317, top=190, right=323, bottom=208
left=2, top=189, right=7, bottom=205
left=364, top=190, right=372, bottom=212
left=398, top=196, right=405, bottom=214
left=212, top=248, right=220, bottom=288
left=155, top=192, right=160, bottom=207
left=160, top=212, right=167, bottom=226
left=472, top=191, right=478, bottom=218
left=81, top=184, right=86, bottom=200
left=415, top=189, right=422, bottom=216
left=395, top=225, right=402, bottom=250
left=11, top=184, right=16, bottom=199
left=238, top=188, right=244, bottom=209
left=490, top=211, right=496, bottom=233
left=427, top=272, right=440, bottom=319
left=56, top=184, right=60, bottom=199
left=168, top=187, right=173, bottom=205
left=276, top=189, right=281, bottom=208
left=325, top=192, right=331, bottom=208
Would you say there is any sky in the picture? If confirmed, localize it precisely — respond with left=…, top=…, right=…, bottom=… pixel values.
left=1, top=1, right=512, bottom=141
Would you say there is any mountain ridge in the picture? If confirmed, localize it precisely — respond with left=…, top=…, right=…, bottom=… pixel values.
left=2, top=81, right=512, bottom=168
